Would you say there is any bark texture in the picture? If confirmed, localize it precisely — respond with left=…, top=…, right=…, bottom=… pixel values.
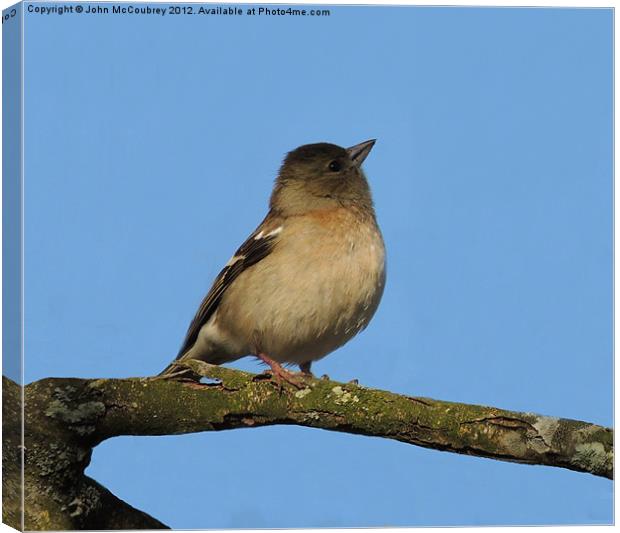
left=2, top=361, right=613, bottom=530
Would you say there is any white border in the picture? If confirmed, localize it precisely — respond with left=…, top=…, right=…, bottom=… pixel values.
left=0, top=2, right=614, bottom=533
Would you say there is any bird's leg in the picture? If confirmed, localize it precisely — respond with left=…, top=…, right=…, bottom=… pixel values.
left=299, top=361, right=314, bottom=377
left=256, top=353, right=304, bottom=389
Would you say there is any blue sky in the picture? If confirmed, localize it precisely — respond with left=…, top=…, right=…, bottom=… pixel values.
left=14, top=3, right=613, bottom=528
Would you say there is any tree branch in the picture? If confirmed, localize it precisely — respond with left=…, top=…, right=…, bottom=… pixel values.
left=3, top=361, right=613, bottom=529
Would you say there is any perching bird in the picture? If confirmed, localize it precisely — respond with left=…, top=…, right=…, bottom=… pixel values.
left=160, top=139, right=386, bottom=385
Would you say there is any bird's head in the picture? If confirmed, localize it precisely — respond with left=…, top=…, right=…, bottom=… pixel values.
left=270, top=140, right=376, bottom=215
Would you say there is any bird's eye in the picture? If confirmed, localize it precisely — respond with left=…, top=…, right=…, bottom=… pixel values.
left=328, top=160, right=341, bottom=172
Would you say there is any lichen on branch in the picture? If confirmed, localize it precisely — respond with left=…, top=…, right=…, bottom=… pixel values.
left=2, top=363, right=613, bottom=530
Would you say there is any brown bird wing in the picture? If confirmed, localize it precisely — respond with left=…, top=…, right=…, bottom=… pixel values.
left=175, top=217, right=282, bottom=359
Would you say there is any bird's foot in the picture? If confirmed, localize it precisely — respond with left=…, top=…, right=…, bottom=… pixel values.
left=299, top=362, right=314, bottom=378
left=256, top=353, right=306, bottom=390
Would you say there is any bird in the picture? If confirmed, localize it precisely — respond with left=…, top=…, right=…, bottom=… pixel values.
left=160, top=139, right=386, bottom=386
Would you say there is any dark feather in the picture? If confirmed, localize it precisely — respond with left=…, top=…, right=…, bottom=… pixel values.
left=174, top=217, right=281, bottom=360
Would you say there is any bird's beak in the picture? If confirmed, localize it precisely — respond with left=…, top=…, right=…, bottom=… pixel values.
left=347, top=139, right=376, bottom=167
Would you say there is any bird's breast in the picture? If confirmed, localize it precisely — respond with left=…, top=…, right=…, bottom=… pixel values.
left=216, top=209, right=386, bottom=363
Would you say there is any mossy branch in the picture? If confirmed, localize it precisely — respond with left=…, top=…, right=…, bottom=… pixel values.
left=2, top=362, right=613, bottom=530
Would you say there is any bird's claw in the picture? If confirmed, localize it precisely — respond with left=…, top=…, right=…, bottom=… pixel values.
left=267, top=368, right=306, bottom=390
left=255, top=353, right=306, bottom=390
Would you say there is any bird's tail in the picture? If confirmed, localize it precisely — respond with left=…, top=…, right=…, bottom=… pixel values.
left=157, top=347, right=194, bottom=377
left=157, top=349, right=240, bottom=377
left=157, top=360, right=183, bottom=377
